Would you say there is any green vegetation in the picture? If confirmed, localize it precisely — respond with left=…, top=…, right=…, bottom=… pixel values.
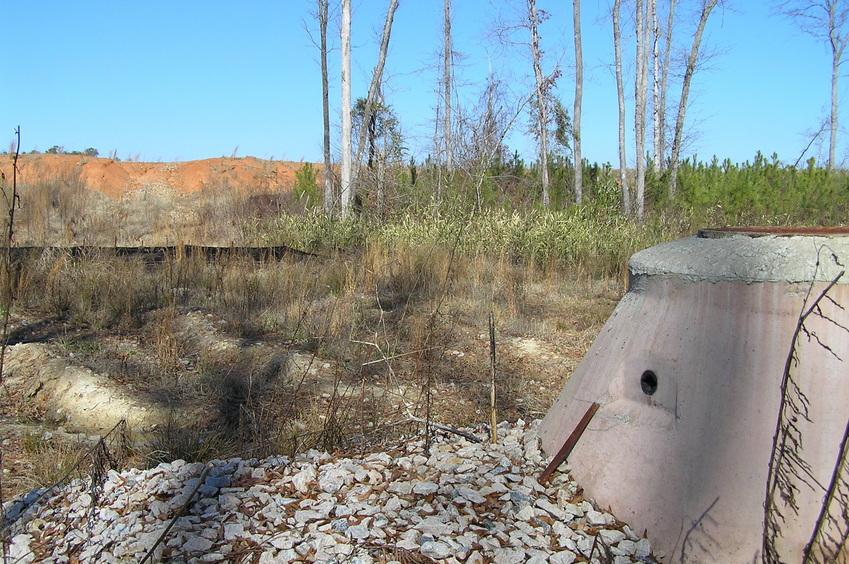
left=293, top=162, right=321, bottom=210
left=261, top=153, right=848, bottom=281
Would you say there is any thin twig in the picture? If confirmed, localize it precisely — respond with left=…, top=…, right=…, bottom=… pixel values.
left=763, top=261, right=846, bottom=563
left=0, top=126, right=19, bottom=563
left=354, top=337, right=482, bottom=444
left=803, top=413, right=849, bottom=563
left=140, top=462, right=212, bottom=564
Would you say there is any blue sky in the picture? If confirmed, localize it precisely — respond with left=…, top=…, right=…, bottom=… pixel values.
left=3, top=1, right=841, bottom=167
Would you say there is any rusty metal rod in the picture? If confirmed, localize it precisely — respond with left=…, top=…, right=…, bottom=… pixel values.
left=539, top=401, right=600, bottom=484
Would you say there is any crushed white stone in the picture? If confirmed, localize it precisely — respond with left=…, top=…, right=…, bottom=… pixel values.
left=3, top=420, right=657, bottom=563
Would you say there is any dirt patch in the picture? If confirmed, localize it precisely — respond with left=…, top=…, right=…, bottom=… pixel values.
left=1, top=154, right=306, bottom=199
left=0, top=154, right=316, bottom=246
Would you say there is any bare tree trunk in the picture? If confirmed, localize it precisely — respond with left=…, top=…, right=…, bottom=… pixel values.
left=434, top=102, right=443, bottom=202
left=613, top=0, right=631, bottom=216
left=830, top=40, right=840, bottom=169
left=352, top=0, right=400, bottom=195
left=668, top=0, right=718, bottom=199
left=634, top=0, right=650, bottom=222
left=318, top=0, right=333, bottom=216
left=573, top=0, right=584, bottom=205
left=658, top=0, right=676, bottom=170
left=340, top=0, right=353, bottom=217
left=529, top=0, right=551, bottom=207
left=443, top=0, right=453, bottom=182
left=828, top=0, right=849, bottom=169
left=377, top=147, right=386, bottom=218
left=651, top=0, right=661, bottom=172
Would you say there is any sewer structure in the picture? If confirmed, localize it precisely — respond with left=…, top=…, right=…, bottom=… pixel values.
left=538, top=228, right=849, bottom=563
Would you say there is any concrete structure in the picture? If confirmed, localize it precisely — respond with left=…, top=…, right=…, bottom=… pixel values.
left=539, top=229, right=849, bottom=563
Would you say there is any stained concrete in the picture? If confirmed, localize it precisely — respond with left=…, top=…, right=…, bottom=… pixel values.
left=539, top=232, right=849, bottom=563
left=630, top=232, right=849, bottom=284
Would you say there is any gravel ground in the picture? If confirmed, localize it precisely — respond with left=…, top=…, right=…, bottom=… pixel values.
left=3, top=420, right=658, bottom=564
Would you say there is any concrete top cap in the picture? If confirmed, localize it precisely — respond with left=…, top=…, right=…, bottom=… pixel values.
left=629, top=230, right=849, bottom=284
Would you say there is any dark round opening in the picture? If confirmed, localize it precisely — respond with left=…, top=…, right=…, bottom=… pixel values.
left=640, top=370, right=658, bottom=396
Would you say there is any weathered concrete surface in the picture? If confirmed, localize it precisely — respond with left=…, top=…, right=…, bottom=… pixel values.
left=630, top=233, right=849, bottom=284
left=539, top=233, right=849, bottom=563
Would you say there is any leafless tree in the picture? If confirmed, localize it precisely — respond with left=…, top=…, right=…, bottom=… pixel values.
left=776, top=0, right=849, bottom=170
left=317, top=0, right=334, bottom=215
left=487, top=1, right=560, bottom=207
left=435, top=0, right=454, bottom=203
left=303, top=0, right=336, bottom=214
left=613, top=0, right=632, bottom=216
left=655, top=0, right=678, bottom=170
left=339, top=0, right=400, bottom=217
left=634, top=0, right=653, bottom=221
left=443, top=0, right=454, bottom=179
left=528, top=0, right=551, bottom=207
left=573, top=0, right=584, bottom=205
left=340, top=0, right=353, bottom=217
left=454, top=74, right=530, bottom=211
left=668, top=0, right=719, bottom=199
left=351, top=0, right=400, bottom=197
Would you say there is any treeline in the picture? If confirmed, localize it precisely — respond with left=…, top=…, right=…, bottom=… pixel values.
left=296, top=153, right=849, bottom=229
left=16, top=146, right=100, bottom=157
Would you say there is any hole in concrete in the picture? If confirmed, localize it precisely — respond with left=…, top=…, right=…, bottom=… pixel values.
left=641, top=370, right=658, bottom=396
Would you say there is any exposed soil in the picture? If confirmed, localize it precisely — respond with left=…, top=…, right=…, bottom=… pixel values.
left=1, top=154, right=304, bottom=199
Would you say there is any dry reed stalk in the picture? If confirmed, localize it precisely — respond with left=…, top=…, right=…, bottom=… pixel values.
left=489, top=311, right=497, bottom=444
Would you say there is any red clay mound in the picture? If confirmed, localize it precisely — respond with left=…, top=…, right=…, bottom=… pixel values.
left=1, top=154, right=306, bottom=199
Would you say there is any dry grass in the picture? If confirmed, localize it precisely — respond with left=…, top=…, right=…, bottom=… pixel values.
left=1, top=244, right=621, bottom=465
left=0, top=174, right=630, bottom=499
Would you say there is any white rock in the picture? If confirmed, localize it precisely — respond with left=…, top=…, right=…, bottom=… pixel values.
left=276, top=548, right=299, bottom=561
left=492, top=547, right=526, bottom=564
left=549, top=551, right=577, bottom=564
left=636, top=537, right=653, bottom=558
left=535, top=498, right=568, bottom=520
left=7, top=534, right=34, bottom=564
left=290, top=464, right=315, bottom=491
left=415, top=516, right=454, bottom=536
left=294, top=509, right=323, bottom=523
left=586, top=509, right=610, bottom=526
left=346, top=525, right=369, bottom=540
left=183, top=536, right=214, bottom=553
left=383, top=496, right=403, bottom=513
left=455, top=487, right=486, bottom=504
left=612, top=539, right=637, bottom=556
left=224, top=522, right=244, bottom=541
left=552, top=521, right=575, bottom=542
left=388, top=481, right=413, bottom=495
left=466, top=550, right=486, bottom=564
left=0, top=419, right=661, bottom=564
left=515, top=505, right=537, bottom=522
left=598, top=528, right=626, bottom=546
left=318, top=468, right=349, bottom=494
left=526, top=550, right=549, bottom=564
left=420, top=540, right=452, bottom=560
left=413, top=481, right=439, bottom=495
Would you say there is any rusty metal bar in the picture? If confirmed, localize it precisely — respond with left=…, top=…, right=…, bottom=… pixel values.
left=539, top=401, right=600, bottom=484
